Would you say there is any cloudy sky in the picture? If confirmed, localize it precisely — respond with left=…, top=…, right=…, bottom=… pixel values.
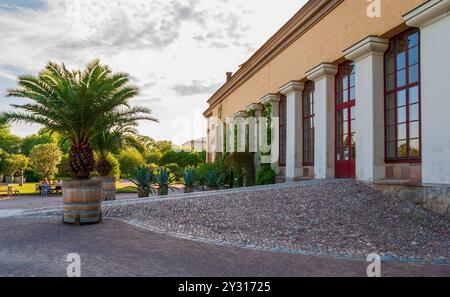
left=0, top=0, right=306, bottom=144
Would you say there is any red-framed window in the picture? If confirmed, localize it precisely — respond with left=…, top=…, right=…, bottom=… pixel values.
left=335, top=61, right=356, bottom=164
left=302, top=81, right=315, bottom=166
left=384, top=29, right=421, bottom=162
left=279, top=95, right=286, bottom=166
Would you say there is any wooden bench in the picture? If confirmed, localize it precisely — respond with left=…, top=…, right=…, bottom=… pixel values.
left=0, top=185, right=19, bottom=197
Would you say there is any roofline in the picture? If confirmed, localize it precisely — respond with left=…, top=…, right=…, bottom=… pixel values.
left=204, top=0, right=344, bottom=116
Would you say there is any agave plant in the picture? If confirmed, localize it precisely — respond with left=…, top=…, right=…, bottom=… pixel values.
left=182, top=167, right=197, bottom=193
left=155, top=167, right=176, bottom=196
left=204, top=170, right=224, bottom=191
left=3, top=60, right=156, bottom=179
left=131, top=166, right=154, bottom=198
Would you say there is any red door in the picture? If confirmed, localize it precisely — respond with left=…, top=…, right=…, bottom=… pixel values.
left=335, top=62, right=356, bottom=179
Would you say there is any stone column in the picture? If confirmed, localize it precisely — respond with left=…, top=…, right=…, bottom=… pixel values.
left=234, top=111, right=248, bottom=153
left=260, top=94, right=281, bottom=174
left=344, top=36, right=389, bottom=181
left=245, top=103, right=264, bottom=169
left=405, top=0, right=450, bottom=184
left=306, top=63, right=338, bottom=179
left=280, top=81, right=304, bottom=182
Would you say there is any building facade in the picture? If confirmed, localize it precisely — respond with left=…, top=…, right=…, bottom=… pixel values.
left=204, top=0, right=450, bottom=186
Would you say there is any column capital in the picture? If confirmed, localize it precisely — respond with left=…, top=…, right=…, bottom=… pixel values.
left=343, top=36, right=389, bottom=62
left=280, top=81, right=304, bottom=96
left=306, top=63, right=338, bottom=82
left=260, top=93, right=280, bottom=105
left=245, top=103, right=264, bottom=113
left=234, top=111, right=249, bottom=118
left=404, top=0, right=450, bottom=28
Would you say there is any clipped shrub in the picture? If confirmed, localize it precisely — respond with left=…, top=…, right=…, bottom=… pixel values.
left=145, top=151, right=162, bottom=165
left=159, top=150, right=202, bottom=168
left=119, top=148, right=145, bottom=178
left=256, top=164, right=276, bottom=185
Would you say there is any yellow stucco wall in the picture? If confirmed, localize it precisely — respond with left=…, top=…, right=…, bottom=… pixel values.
left=213, top=0, right=425, bottom=118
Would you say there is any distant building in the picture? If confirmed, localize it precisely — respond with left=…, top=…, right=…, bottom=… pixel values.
left=182, top=137, right=206, bottom=152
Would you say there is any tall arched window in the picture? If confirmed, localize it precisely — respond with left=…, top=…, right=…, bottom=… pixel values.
left=302, top=81, right=314, bottom=166
left=385, top=29, right=421, bottom=161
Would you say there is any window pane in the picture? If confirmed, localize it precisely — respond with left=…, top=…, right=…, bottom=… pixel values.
left=343, top=75, right=348, bottom=90
left=343, top=122, right=348, bottom=135
left=410, top=139, right=420, bottom=157
left=387, top=73, right=395, bottom=91
left=336, top=110, right=343, bottom=123
left=408, top=32, right=418, bottom=48
left=387, top=141, right=395, bottom=158
left=397, top=140, right=407, bottom=157
left=343, top=90, right=348, bottom=102
left=397, top=69, right=406, bottom=87
left=387, top=125, right=395, bottom=142
left=350, top=87, right=355, bottom=100
left=343, top=134, right=350, bottom=147
left=343, top=109, right=348, bottom=122
left=387, top=109, right=395, bottom=126
left=398, top=107, right=406, bottom=123
left=410, top=103, right=419, bottom=121
left=408, top=46, right=418, bottom=66
left=386, top=56, right=395, bottom=74
left=350, top=73, right=355, bottom=87
left=398, top=123, right=407, bottom=140
left=410, top=121, right=419, bottom=139
left=350, top=106, right=355, bottom=120
left=343, top=147, right=349, bottom=160
left=387, top=93, right=395, bottom=109
left=397, top=89, right=406, bottom=107
left=409, top=86, right=419, bottom=104
left=397, top=37, right=406, bottom=69
left=409, top=64, right=419, bottom=84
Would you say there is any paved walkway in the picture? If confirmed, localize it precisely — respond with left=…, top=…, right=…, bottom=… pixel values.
left=1, top=180, right=449, bottom=276
left=1, top=217, right=449, bottom=277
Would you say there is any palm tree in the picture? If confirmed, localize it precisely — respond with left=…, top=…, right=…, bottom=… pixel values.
left=3, top=59, right=157, bottom=179
left=93, top=124, right=147, bottom=176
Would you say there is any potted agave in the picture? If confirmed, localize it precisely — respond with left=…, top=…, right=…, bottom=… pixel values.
left=3, top=60, right=156, bottom=225
left=131, top=166, right=154, bottom=198
left=204, top=170, right=224, bottom=191
left=155, top=167, right=176, bottom=196
left=182, top=167, right=197, bottom=193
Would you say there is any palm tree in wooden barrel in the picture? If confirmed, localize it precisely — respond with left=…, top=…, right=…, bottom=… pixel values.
left=2, top=60, right=156, bottom=225
left=92, top=124, right=149, bottom=201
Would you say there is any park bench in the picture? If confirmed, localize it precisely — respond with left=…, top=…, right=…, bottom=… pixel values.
left=0, top=184, right=19, bottom=197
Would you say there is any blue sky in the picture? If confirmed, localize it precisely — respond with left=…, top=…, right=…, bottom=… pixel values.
left=0, top=0, right=306, bottom=143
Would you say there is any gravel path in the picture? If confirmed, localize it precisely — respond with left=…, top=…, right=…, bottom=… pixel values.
left=101, top=180, right=450, bottom=264
left=1, top=217, right=449, bottom=277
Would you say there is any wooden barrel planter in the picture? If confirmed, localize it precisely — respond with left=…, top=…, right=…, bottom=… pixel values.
left=62, top=179, right=103, bottom=225
left=93, top=176, right=116, bottom=201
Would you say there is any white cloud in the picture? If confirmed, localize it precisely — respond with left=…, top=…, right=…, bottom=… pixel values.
left=0, top=0, right=307, bottom=143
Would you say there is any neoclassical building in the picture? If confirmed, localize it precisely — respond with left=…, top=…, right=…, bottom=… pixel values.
left=204, top=0, right=450, bottom=187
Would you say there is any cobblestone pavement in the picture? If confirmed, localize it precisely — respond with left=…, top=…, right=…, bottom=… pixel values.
left=1, top=217, right=449, bottom=277
left=2, top=180, right=449, bottom=271
left=101, top=180, right=450, bottom=265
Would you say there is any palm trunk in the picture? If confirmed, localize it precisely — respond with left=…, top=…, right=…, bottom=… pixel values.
left=69, top=144, right=95, bottom=179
